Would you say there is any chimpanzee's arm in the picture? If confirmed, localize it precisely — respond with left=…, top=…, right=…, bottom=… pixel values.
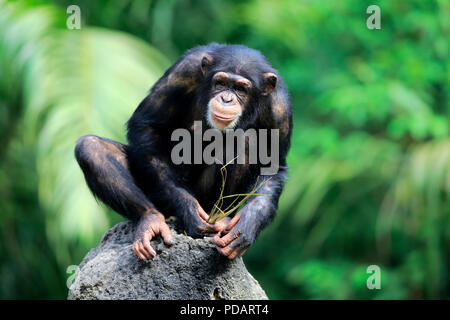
left=214, top=164, right=288, bottom=259
left=214, top=86, right=292, bottom=259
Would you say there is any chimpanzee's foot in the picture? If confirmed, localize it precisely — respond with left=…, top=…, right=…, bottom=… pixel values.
left=132, top=211, right=175, bottom=260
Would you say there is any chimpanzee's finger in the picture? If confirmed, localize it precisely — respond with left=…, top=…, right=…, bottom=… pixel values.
left=217, top=244, right=243, bottom=260
left=213, top=217, right=231, bottom=232
left=140, top=238, right=154, bottom=259
left=142, top=234, right=156, bottom=258
left=197, top=206, right=210, bottom=221
left=197, top=206, right=228, bottom=233
left=219, top=239, right=248, bottom=259
left=214, top=229, right=240, bottom=248
left=228, top=244, right=248, bottom=259
left=160, top=223, right=175, bottom=246
left=133, top=242, right=147, bottom=260
left=137, top=241, right=150, bottom=260
left=225, top=213, right=241, bottom=232
left=217, top=245, right=234, bottom=257
left=213, top=233, right=224, bottom=246
left=227, top=247, right=242, bottom=260
left=198, top=220, right=223, bottom=234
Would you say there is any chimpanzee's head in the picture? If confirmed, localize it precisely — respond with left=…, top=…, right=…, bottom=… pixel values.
left=198, top=45, right=278, bottom=130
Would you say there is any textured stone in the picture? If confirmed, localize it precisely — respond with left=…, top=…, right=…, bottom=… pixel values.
left=68, top=218, right=268, bottom=300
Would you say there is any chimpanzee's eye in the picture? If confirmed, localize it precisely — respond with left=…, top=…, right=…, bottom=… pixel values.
left=215, top=80, right=226, bottom=89
left=235, top=85, right=247, bottom=93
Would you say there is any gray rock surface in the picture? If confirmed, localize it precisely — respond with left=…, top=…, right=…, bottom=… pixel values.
left=67, top=218, right=268, bottom=300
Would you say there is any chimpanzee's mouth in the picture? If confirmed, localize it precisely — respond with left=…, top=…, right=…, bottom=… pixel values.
left=212, top=112, right=237, bottom=122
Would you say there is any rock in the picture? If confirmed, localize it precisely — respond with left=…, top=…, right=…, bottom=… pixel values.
left=67, top=218, right=268, bottom=300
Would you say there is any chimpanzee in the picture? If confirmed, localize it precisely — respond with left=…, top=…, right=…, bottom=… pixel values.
left=75, top=43, right=292, bottom=260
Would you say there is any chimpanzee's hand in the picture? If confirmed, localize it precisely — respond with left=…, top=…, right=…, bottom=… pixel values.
left=133, top=211, right=175, bottom=260
left=183, top=203, right=228, bottom=238
left=213, top=209, right=258, bottom=259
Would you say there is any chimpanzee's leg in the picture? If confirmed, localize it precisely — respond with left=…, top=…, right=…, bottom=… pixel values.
left=75, top=135, right=151, bottom=219
left=74, top=135, right=174, bottom=260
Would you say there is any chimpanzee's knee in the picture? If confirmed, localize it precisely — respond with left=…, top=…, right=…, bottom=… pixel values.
left=74, top=135, right=102, bottom=168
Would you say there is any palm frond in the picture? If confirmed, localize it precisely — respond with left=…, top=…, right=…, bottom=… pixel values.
left=0, top=1, right=169, bottom=265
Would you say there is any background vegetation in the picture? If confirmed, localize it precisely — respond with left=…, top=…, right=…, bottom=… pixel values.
left=0, top=0, right=448, bottom=299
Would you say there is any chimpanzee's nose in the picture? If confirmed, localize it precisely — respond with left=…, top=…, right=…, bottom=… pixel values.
left=221, top=94, right=233, bottom=104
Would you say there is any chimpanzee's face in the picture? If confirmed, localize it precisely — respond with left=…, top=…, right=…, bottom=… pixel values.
left=200, top=54, right=278, bottom=131
left=207, top=71, right=252, bottom=130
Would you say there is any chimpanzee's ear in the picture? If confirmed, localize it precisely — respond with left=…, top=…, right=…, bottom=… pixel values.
left=201, top=54, right=214, bottom=75
left=262, top=72, right=278, bottom=96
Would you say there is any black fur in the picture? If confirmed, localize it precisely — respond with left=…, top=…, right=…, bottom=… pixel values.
left=75, top=43, right=292, bottom=245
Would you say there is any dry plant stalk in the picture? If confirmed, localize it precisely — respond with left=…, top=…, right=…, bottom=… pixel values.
left=207, top=158, right=271, bottom=224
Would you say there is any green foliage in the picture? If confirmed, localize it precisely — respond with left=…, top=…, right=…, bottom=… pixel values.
left=0, top=0, right=169, bottom=298
left=0, top=0, right=449, bottom=299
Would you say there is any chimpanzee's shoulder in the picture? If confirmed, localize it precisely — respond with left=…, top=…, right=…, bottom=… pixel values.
left=267, top=80, right=292, bottom=139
